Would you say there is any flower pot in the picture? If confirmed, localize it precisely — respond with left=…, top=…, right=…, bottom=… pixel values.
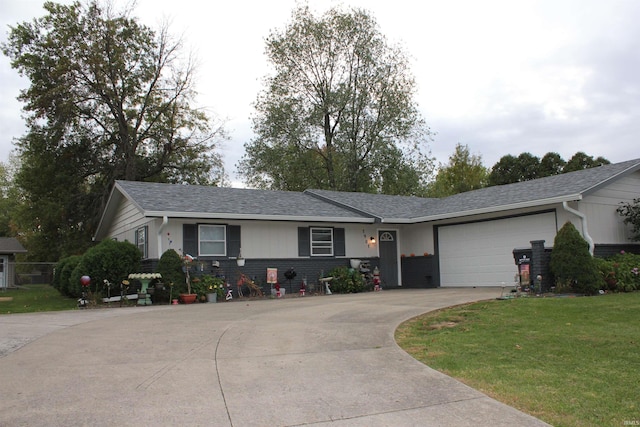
left=236, top=258, right=245, bottom=267
left=179, top=293, right=197, bottom=304
left=207, top=293, right=217, bottom=303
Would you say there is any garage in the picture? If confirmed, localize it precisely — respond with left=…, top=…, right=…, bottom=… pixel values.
left=438, top=212, right=558, bottom=286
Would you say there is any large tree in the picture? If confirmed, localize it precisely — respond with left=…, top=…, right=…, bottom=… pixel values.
left=427, top=144, right=488, bottom=197
left=563, top=152, right=610, bottom=172
left=488, top=151, right=610, bottom=186
left=2, top=1, right=226, bottom=261
left=0, top=159, right=20, bottom=237
left=238, top=5, right=433, bottom=194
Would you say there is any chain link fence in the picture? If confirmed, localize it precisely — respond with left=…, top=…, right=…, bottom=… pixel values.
left=1, top=262, right=55, bottom=289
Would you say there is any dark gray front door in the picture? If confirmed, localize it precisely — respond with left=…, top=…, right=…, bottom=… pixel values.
left=378, top=230, right=398, bottom=287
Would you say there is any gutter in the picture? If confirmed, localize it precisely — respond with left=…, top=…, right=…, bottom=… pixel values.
left=157, top=216, right=169, bottom=258
left=562, top=201, right=594, bottom=255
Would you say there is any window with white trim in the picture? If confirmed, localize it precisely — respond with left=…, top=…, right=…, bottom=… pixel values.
left=135, top=226, right=148, bottom=259
left=311, top=227, right=333, bottom=256
left=199, top=225, right=226, bottom=256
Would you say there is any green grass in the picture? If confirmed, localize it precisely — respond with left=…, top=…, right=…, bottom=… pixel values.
left=0, top=284, right=78, bottom=314
left=395, top=293, right=640, bottom=427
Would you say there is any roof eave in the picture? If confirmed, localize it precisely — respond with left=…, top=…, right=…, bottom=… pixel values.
left=381, top=194, right=583, bottom=223
left=144, top=211, right=375, bottom=223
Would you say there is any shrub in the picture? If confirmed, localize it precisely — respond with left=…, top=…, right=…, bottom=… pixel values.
left=596, top=252, right=640, bottom=292
left=327, top=266, right=365, bottom=293
left=550, top=221, right=603, bottom=295
left=155, top=249, right=186, bottom=295
left=56, top=255, right=82, bottom=297
left=69, top=239, right=141, bottom=297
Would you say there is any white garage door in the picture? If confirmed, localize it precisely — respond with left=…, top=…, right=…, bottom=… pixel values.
left=439, top=212, right=557, bottom=286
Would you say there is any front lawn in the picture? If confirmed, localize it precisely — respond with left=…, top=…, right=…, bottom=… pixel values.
left=395, top=293, right=640, bottom=427
left=0, top=284, right=77, bottom=314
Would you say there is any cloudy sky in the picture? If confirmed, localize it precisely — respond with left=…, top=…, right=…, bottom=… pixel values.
left=1, top=0, right=639, bottom=186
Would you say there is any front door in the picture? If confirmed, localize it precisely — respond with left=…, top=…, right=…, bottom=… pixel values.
left=378, top=230, right=399, bottom=287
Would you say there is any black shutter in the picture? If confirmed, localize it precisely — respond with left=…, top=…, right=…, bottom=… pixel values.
left=227, top=225, right=241, bottom=258
left=298, top=227, right=310, bottom=256
left=334, top=228, right=345, bottom=257
left=183, top=224, right=198, bottom=256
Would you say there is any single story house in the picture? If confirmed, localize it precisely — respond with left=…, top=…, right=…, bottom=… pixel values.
left=94, top=158, right=640, bottom=290
left=0, top=237, right=27, bottom=289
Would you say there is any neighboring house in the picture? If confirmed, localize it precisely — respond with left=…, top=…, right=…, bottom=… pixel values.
left=95, top=158, right=640, bottom=290
left=0, top=237, right=27, bottom=289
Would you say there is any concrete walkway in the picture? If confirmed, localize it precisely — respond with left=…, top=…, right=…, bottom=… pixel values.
left=0, top=288, right=550, bottom=426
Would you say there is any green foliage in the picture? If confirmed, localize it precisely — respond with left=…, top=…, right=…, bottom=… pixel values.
left=596, top=252, right=640, bottom=292
left=155, top=249, right=186, bottom=294
left=0, top=160, right=20, bottom=237
left=488, top=151, right=610, bottom=187
left=563, top=151, right=610, bottom=172
left=426, top=143, right=488, bottom=197
left=55, top=255, right=83, bottom=297
left=488, top=152, right=540, bottom=185
left=199, top=275, right=225, bottom=299
left=617, top=198, right=640, bottom=241
left=68, top=240, right=141, bottom=297
left=327, top=266, right=366, bottom=293
left=550, top=221, right=602, bottom=294
left=2, top=0, right=227, bottom=261
left=538, top=152, right=565, bottom=177
left=239, top=5, right=433, bottom=195
left=0, top=284, right=77, bottom=314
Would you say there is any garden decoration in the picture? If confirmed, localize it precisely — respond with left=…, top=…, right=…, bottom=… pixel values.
left=128, top=273, right=162, bottom=305
left=236, top=273, right=264, bottom=297
left=284, top=267, right=296, bottom=295
left=180, top=254, right=197, bottom=304
left=299, top=277, right=306, bottom=297
left=78, top=275, right=91, bottom=308
left=319, top=276, right=333, bottom=295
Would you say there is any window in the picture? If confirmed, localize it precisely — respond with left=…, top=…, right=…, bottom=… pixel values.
left=135, top=226, right=148, bottom=259
left=311, top=227, right=333, bottom=256
left=199, top=225, right=226, bottom=256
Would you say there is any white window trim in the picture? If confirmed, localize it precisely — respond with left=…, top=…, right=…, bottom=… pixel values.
left=199, top=224, right=227, bottom=256
left=310, top=227, right=333, bottom=256
left=136, top=226, right=148, bottom=259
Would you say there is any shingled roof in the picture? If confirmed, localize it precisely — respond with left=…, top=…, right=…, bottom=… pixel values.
left=109, top=180, right=375, bottom=222
left=306, top=158, right=640, bottom=222
left=0, top=238, right=27, bottom=255
left=96, top=158, right=640, bottom=238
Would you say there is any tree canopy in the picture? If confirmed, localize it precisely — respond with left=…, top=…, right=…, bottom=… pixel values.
left=238, top=5, right=433, bottom=194
left=427, top=144, right=488, bottom=197
left=2, top=1, right=227, bottom=260
left=488, top=151, right=610, bottom=186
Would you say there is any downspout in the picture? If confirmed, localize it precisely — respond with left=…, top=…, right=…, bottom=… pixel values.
left=562, top=201, right=594, bottom=255
left=157, top=216, right=169, bottom=258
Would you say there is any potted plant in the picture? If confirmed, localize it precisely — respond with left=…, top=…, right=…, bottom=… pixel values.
left=202, top=275, right=225, bottom=302
left=236, top=248, right=245, bottom=267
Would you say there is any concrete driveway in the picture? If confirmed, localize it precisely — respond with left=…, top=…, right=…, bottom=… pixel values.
left=0, top=288, right=550, bottom=426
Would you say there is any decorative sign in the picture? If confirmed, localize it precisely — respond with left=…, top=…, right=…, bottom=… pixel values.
left=266, top=268, right=278, bottom=284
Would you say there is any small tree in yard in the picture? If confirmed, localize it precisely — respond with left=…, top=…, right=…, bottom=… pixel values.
left=155, top=249, right=187, bottom=296
left=550, top=221, right=602, bottom=295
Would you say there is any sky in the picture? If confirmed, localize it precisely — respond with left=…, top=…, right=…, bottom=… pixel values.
left=1, top=0, right=639, bottom=187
